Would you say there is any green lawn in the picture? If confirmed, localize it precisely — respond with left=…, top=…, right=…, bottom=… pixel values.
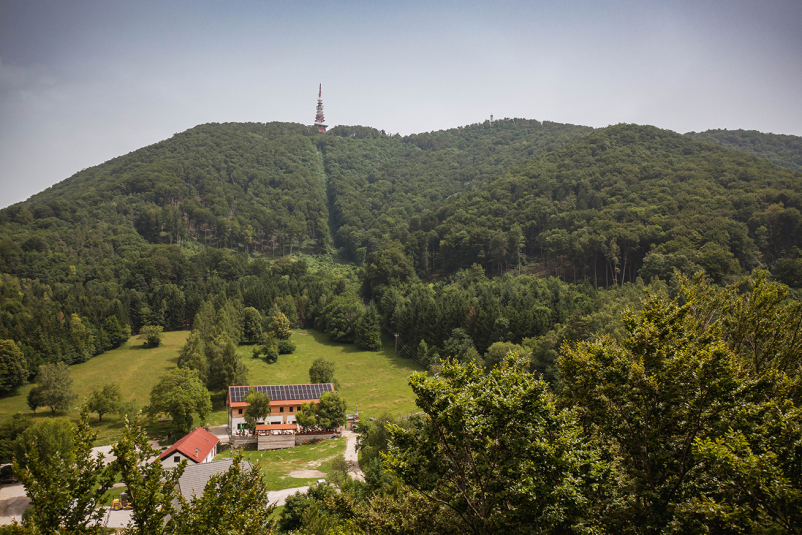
left=216, top=437, right=347, bottom=490
left=0, top=331, right=189, bottom=439
left=206, top=329, right=425, bottom=425
left=0, top=328, right=424, bottom=442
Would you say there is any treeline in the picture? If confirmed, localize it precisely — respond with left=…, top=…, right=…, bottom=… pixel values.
left=363, top=252, right=665, bottom=383
left=0, top=243, right=351, bottom=388
left=687, top=128, right=802, bottom=173
left=2, top=119, right=801, bottom=383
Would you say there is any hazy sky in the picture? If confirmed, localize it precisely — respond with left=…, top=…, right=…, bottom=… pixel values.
left=1, top=0, right=800, bottom=208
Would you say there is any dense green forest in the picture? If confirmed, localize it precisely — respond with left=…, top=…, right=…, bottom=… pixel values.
left=1, top=120, right=801, bottom=378
left=1, top=118, right=802, bottom=533
left=426, top=125, right=802, bottom=285
left=687, top=128, right=802, bottom=173
left=322, top=119, right=593, bottom=261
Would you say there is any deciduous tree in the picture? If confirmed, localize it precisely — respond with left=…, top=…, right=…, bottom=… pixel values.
left=138, top=324, right=164, bottom=347
left=385, top=356, right=617, bottom=534
left=30, top=362, right=76, bottom=415
left=148, top=368, right=211, bottom=433
left=268, top=310, right=292, bottom=340
left=295, top=402, right=317, bottom=430
left=12, top=417, right=74, bottom=473
left=309, top=358, right=335, bottom=384
left=316, top=391, right=347, bottom=430
left=558, top=273, right=750, bottom=531
left=14, top=406, right=115, bottom=533
left=86, top=383, right=121, bottom=422
left=112, top=412, right=184, bottom=534
left=244, top=390, right=271, bottom=431
left=0, top=413, right=32, bottom=464
left=171, top=453, right=275, bottom=533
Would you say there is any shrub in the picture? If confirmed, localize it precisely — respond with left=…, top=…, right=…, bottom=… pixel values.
left=277, top=339, right=296, bottom=354
left=137, top=325, right=164, bottom=348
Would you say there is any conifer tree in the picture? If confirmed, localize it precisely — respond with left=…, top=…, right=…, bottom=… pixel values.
left=178, top=330, right=207, bottom=384
left=416, top=339, right=430, bottom=367
left=193, top=300, right=216, bottom=343
left=355, top=303, right=382, bottom=351
left=242, top=306, right=263, bottom=343
left=206, top=333, right=248, bottom=389
left=0, top=339, right=27, bottom=394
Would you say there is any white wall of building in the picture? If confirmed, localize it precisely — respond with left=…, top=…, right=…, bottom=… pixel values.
left=161, top=444, right=217, bottom=468
left=162, top=451, right=189, bottom=470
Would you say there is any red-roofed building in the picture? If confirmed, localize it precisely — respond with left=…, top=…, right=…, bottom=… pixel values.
left=159, top=427, right=219, bottom=469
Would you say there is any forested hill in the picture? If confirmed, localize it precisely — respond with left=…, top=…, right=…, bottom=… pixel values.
left=686, top=128, right=802, bottom=173
left=0, top=118, right=593, bottom=264
left=423, top=124, right=802, bottom=285
left=2, top=120, right=801, bottom=289
left=0, top=117, right=595, bottom=375
left=17, top=122, right=331, bottom=256
left=322, top=119, right=594, bottom=260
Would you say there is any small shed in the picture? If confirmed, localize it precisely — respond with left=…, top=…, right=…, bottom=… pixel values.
left=255, top=423, right=297, bottom=450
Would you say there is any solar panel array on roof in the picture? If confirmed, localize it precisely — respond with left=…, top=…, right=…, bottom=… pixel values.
left=229, top=383, right=333, bottom=403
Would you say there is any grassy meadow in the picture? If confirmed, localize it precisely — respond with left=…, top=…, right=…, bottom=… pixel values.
left=0, top=327, right=424, bottom=443
left=0, top=331, right=189, bottom=440
left=214, top=437, right=348, bottom=490
left=207, top=329, right=425, bottom=425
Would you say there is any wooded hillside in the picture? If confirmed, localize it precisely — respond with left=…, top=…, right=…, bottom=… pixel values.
left=687, top=128, right=802, bottom=173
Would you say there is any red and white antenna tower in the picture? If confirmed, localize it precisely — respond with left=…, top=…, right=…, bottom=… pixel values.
left=314, top=84, right=327, bottom=133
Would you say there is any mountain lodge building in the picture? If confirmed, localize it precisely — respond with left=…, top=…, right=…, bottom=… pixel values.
left=226, top=383, right=335, bottom=433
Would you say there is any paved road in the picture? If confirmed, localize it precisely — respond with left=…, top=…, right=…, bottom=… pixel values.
left=0, top=483, right=30, bottom=525
left=342, top=430, right=364, bottom=481
left=267, top=486, right=310, bottom=506
left=92, top=445, right=116, bottom=465
left=103, top=507, right=133, bottom=528
left=208, top=425, right=230, bottom=444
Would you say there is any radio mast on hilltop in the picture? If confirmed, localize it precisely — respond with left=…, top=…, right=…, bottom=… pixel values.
left=314, top=84, right=327, bottom=133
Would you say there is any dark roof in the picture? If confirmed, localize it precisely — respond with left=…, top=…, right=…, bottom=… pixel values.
left=228, top=383, right=334, bottom=404
left=177, top=459, right=252, bottom=502
left=159, top=427, right=219, bottom=463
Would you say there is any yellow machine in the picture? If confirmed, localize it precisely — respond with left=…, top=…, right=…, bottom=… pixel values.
left=111, top=492, right=131, bottom=511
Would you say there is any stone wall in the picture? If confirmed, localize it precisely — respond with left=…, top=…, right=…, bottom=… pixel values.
left=230, top=435, right=257, bottom=449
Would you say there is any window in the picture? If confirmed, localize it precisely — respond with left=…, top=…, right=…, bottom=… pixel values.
left=238, top=408, right=242, bottom=415
left=280, top=407, right=284, bottom=413
left=174, top=456, right=180, bottom=463
left=289, top=406, right=294, bottom=413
